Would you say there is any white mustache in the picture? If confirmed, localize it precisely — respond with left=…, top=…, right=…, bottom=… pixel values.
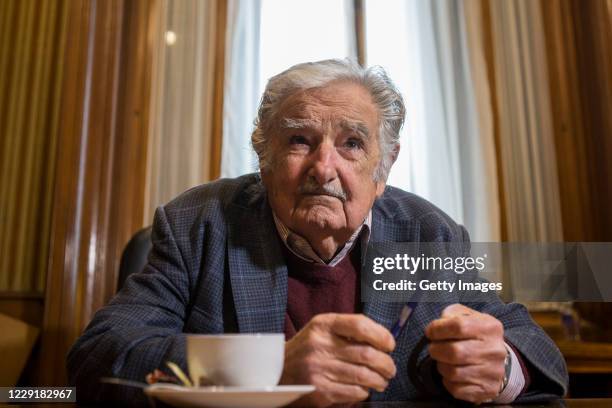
left=298, top=179, right=348, bottom=202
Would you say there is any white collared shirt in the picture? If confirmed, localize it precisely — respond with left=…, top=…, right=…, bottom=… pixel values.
left=272, top=210, right=371, bottom=266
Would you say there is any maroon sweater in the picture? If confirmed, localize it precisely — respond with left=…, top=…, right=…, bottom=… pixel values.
left=282, top=243, right=361, bottom=339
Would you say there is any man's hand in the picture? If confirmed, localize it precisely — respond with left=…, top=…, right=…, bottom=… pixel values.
left=425, top=304, right=507, bottom=404
left=280, top=313, right=397, bottom=407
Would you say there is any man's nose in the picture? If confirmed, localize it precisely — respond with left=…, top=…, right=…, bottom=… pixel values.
left=308, top=141, right=338, bottom=185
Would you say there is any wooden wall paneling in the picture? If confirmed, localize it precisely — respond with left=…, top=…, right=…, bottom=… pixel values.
left=101, top=0, right=157, bottom=309
left=569, top=0, right=612, bottom=240
left=38, top=0, right=157, bottom=385
left=540, top=0, right=595, bottom=241
left=39, top=0, right=122, bottom=386
left=540, top=0, right=612, bottom=241
left=209, top=0, right=227, bottom=180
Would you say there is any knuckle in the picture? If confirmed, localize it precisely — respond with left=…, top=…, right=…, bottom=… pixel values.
left=311, top=313, right=329, bottom=327
left=488, top=318, right=504, bottom=335
left=303, top=335, right=319, bottom=351
left=303, top=355, right=320, bottom=374
left=454, top=319, right=467, bottom=336
left=450, top=342, right=465, bottom=362
left=354, top=318, right=369, bottom=336
left=354, top=366, right=371, bottom=384
left=358, top=346, right=372, bottom=363
left=442, top=303, right=460, bottom=317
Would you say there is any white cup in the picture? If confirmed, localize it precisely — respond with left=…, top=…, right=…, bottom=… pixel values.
left=186, top=333, right=285, bottom=387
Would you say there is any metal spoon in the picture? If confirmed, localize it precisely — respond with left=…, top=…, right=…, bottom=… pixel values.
left=165, top=361, right=194, bottom=387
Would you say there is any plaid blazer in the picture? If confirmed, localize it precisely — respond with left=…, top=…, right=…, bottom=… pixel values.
left=67, top=173, right=568, bottom=405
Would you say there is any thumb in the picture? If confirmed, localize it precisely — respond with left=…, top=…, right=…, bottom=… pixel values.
left=441, top=303, right=474, bottom=318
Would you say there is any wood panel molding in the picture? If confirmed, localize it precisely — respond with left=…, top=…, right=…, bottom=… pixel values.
left=209, top=0, right=227, bottom=180
left=354, top=0, right=366, bottom=66
left=38, top=0, right=157, bottom=385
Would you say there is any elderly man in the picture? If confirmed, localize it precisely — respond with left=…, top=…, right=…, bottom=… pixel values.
left=68, top=59, right=567, bottom=406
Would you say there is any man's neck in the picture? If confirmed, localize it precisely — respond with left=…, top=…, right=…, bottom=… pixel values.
left=272, top=211, right=372, bottom=265
left=302, top=232, right=350, bottom=262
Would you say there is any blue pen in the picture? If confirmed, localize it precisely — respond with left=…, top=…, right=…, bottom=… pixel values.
left=390, top=301, right=418, bottom=338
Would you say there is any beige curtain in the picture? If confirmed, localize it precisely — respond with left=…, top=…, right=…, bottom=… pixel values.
left=487, top=0, right=564, bottom=242
left=464, top=0, right=565, bottom=306
left=0, top=0, right=68, bottom=292
left=463, top=0, right=502, bottom=243
left=464, top=0, right=563, bottom=242
left=144, top=0, right=220, bottom=223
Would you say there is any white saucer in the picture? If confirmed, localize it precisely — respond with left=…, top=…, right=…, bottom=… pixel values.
left=144, top=384, right=316, bottom=408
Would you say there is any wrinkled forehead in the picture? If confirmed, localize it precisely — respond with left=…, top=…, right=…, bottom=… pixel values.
left=273, top=82, right=379, bottom=133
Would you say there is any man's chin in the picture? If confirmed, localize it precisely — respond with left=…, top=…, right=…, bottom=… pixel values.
left=295, top=207, right=344, bottom=232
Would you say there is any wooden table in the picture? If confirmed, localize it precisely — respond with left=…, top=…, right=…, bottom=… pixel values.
left=358, top=400, right=612, bottom=407
left=2, top=399, right=611, bottom=407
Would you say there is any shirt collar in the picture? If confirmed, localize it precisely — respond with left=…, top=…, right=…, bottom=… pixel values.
left=272, top=210, right=372, bottom=266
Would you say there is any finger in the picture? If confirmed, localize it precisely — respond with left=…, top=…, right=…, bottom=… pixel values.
left=313, top=376, right=370, bottom=405
left=442, top=377, right=498, bottom=404
left=324, top=359, right=390, bottom=393
left=441, top=303, right=475, bottom=318
left=430, top=338, right=508, bottom=367
left=333, top=339, right=397, bottom=379
left=428, top=339, right=484, bottom=365
left=436, top=361, right=505, bottom=385
left=425, top=316, right=479, bottom=341
left=327, top=314, right=395, bottom=353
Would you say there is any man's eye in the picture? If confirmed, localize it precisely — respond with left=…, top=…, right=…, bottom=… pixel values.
left=289, top=135, right=309, bottom=145
left=344, top=138, right=363, bottom=149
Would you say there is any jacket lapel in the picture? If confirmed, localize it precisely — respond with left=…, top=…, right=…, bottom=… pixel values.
left=362, top=204, right=420, bottom=330
left=227, top=180, right=288, bottom=334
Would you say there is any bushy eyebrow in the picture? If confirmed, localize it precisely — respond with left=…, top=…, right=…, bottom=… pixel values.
left=339, top=120, right=370, bottom=139
left=280, top=118, right=370, bottom=139
left=280, top=118, right=321, bottom=130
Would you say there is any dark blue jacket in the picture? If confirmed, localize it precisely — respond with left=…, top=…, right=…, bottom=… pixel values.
left=67, top=173, right=568, bottom=405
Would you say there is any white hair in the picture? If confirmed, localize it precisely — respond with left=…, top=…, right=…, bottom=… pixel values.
left=251, top=59, right=405, bottom=182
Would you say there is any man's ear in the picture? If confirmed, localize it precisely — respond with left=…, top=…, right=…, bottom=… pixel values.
left=390, top=143, right=400, bottom=165
left=375, top=143, right=400, bottom=197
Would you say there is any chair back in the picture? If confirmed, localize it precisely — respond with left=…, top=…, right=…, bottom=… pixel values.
left=117, top=226, right=152, bottom=291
